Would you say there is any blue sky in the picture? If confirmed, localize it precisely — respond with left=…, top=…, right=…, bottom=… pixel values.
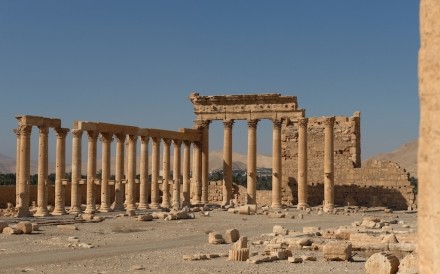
left=0, top=1, right=419, bottom=161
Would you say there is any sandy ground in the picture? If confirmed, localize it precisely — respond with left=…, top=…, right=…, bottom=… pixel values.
left=0, top=206, right=417, bottom=274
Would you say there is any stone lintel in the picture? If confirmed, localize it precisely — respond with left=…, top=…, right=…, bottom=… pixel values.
left=16, top=115, right=62, bottom=128
left=148, top=128, right=201, bottom=142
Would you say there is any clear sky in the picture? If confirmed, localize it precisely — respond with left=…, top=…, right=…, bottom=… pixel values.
left=0, top=1, right=419, bottom=162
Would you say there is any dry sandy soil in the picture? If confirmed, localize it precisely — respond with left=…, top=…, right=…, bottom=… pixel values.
left=0, top=206, right=417, bottom=274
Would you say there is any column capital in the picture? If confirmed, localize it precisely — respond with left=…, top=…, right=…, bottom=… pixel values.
left=173, top=139, right=182, bottom=146
left=324, top=116, right=335, bottom=127
left=100, top=132, right=113, bottom=143
left=13, top=128, right=20, bottom=137
left=183, top=140, right=191, bottom=147
left=114, top=133, right=126, bottom=143
left=247, top=119, right=259, bottom=128
left=55, top=128, right=69, bottom=139
left=140, top=136, right=149, bottom=144
left=38, top=125, right=49, bottom=136
left=223, top=119, right=235, bottom=128
left=298, top=117, right=309, bottom=128
left=151, top=136, right=161, bottom=144
left=19, top=124, right=33, bottom=135
left=162, top=138, right=171, bottom=146
left=71, top=129, right=83, bottom=138
left=87, top=130, right=99, bottom=141
left=195, top=120, right=211, bottom=129
left=273, top=119, right=283, bottom=128
left=127, top=134, right=138, bottom=142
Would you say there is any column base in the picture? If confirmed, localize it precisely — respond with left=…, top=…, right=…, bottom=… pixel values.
left=126, top=204, right=137, bottom=210
left=150, top=203, right=160, bottom=209
left=137, top=204, right=150, bottom=210
left=99, top=206, right=113, bottom=213
left=111, top=203, right=125, bottom=211
left=52, top=209, right=67, bottom=216
left=16, top=208, right=32, bottom=218
left=323, top=205, right=334, bottom=213
left=84, top=206, right=96, bottom=214
left=271, top=203, right=282, bottom=209
left=297, top=203, right=309, bottom=210
left=69, top=207, right=82, bottom=214
left=161, top=202, right=171, bottom=209
left=34, top=207, right=50, bottom=217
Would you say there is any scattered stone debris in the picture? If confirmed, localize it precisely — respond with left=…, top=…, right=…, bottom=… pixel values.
left=365, top=252, right=399, bottom=274
left=208, top=232, right=225, bottom=244
left=229, top=236, right=249, bottom=261
left=323, top=241, right=352, bottom=261
left=57, top=224, right=78, bottom=230
left=225, top=228, right=240, bottom=243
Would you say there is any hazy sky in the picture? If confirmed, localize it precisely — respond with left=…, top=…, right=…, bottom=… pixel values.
left=0, top=1, right=419, bottom=162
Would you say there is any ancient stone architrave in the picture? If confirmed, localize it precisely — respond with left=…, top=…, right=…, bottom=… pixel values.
left=52, top=128, right=69, bottom=216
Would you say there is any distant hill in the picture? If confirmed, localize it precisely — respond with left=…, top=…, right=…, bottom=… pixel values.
left=0, top=153, right=39, bottom=174
left=209, top=150, right=272, bottom=171
left=367, top=139, right=418, bottom=178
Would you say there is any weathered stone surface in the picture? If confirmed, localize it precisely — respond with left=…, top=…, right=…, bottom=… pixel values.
left=247, top=255, right=277, bottom=264
left=225, top=228, right=240, bottom=244
left=239, top=205, right=251, bottom=215
left=228, top=248, right=249, bottom=261
left=126, top=209, right=136, bottom=217
left=233, top=236, right=248, bottom=249
left=288, top=257, right=303, bottom=263
left=31, top=223, right=39, bottom=231
left=17, top=221, right=32, bottom=234
left=3, top=227, right=22, bottom=235
left=152, top=212, right=168, bottom=219
left=0, top=221, right=8, bottom=232
left=273, top=225, right=288, bottom=236
left=208, top=232, right=225, bottom=244
left=388, top=243, right=416, bottom=253
left=303, top=227, right=320, bottom=233
left=136, top=214, right=153, bottom=221
left=323, top=241, right=352, bottom=261
left=57, top=225, right=78, bottom=230
left=271, top=249, right=288, bottom=260
left=301, top=255, right=317, bottom=261
left=350, top=233, right=388, bottom=251
left=398, top=253, right=418, bottom=274
left=365, top=252, right=399, bottom=274
left=382, top=234, right=398, bottom=244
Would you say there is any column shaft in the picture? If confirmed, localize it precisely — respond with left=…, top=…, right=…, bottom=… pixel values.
left=113, top=134, right=126, bottom=211
left=161, top=138, right=171, bottom=208
left=200, top=121, right=210, bottom=204
left=17, top=125, right=32, bottom=217
left=182, top=141, right=191, bottom=207
left=192, top=142, right=202, bottom=204
left=150, top=137, right=160, bottom=209
left=70, top=129, right=83, bottom=214
left=172, top=140, right=182, bottom=209
left=126, top=135, right=137, bottom=210
left=271, top=120, right=282, bottom=209
left=246, top=120, right=258, bottom=205
left=323, top=117, right=335, bottom=212
left=99, top=132, right=112, bottom=212
left=222, top=120, right=234, bottom=206
left=138, top=136, right=149, bottom=210
left=35, top=126, right=50, bottom=217
left=84, top=130, right=98, bottom=214
left=52, top=128, right=69, bottom=215
left=297, top=118, right=309, bottom=209
left=14, top=129, right=20, bottom=208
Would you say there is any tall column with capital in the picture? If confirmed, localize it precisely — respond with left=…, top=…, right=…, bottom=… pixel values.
left=172, top=139, right=182, bottom=209
left=113, top=134, right=126, bottom=211
left=52, top=128, right=69, bottom=215
left=200, top=121, right=210, bottom=204
left=14, top=129, right=21, bottom=208
left=222, top=120, right=234, bottom=206
left=124, top=140, right=129, bottom=204
left=246, top=119, right=259, bottom=205
left=182, top=140, right=191, bottom=207
left=271, top=119, right=282, bottom=209
left=35, top=126, right=50, bottom=217
left=84, top=130, right=98, bottom=214
left=150, top=137, right=160, bottom=209
left=161, top=138, right=171, bottom=208
left=126, top=134, right=137, bottom=210
left=192, top=141, right=202, bottom=204
left=17, top=125, right=32, bottom=217
left=138, top=136, right=149, bottom=210
left=297, top=118, right=309, bottom=209
left=70, top=129, right=83, bottom=214
left=99, top=132, right=113, bottom=212
left=323, top=117, right=335, bottom=212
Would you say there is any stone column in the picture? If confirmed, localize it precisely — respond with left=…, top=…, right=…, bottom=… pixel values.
left=419, top=1, right=440, bottom=272
left=126, top=134, right=137, bottom=210
left=52, top=128, right=69, bottom=215
left=138, top=136, right=149, bottom=210
left=70, top=129, right=83, bottom=214
left=182, top=140, right=191, bottom=207
left=271, top=119, right=282, bottom=209
left=124, top=140, right=129, bottom=204
left=192, top=141, right=202, bottom=204
left=99, top=132, right=113, bottom=213
left=16, top=124, right=32, bottom=217
left=161, top=138, right=171, bottom=208
left=172, top=139, right=182, bottom=209
left=84, top=130, right=98, bottom=214
left=113, top=134, right=125, bottom=211
left=323, top=117, right=335, bottom=213
left=246, top=119, right=259, bottom=205
left=14, top=129, right=20, bottom=208
left=35, top=126, right=50, bottom=217
left=297, top=118, right=309, bottom=210
left=150, top=137, right=160, bottom=209
left=200, top=121, right=210, bottom=204
left=222, top=120, right=234, bottom=206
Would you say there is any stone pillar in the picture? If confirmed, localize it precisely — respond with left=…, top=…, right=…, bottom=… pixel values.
left=113, top=134, right=125, bottom=211
left=99, top=132, right=113, bottom=213
left=192, top=141, right=202, bottom=204
left=70, top=129, right=83, bottom=214
left=126, top=134, right=137, bottom=210
left=271, top=119, right=282, bottom=209
left=52, top=128, right=69, bottom=215
left=172, top=139, right=182, bottom=209
left=35, top=126, right=50, bottom=217
left=297, top=118, right=309, bottom=210
left=222, top=120, right=234, bottom=206
left=246, top=119, right=259, bottom=205
left=16, top=125, right=32, bottom=217
left=14, top=129, right=20, bottom=208
left=150, top=137, right=160, bottom=209
left=138, top=136, right=149, bottom=210
left=419, top=1, right=440, bottom=272
left=124, top=140, right=129, bottom=204
left=84, top=130, right=98, bottom=214
left=323, top=117, right=335, bottom=213
left=200, top=121, right=210, bottom=204
left=182, top=140, right=191, bottom=207
left=161, top=138, right=171, bottom=208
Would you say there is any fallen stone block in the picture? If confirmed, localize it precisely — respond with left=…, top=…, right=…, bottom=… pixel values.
left=17, top=221, right=33, bottom=234
left=239, top=205, right=251, bottom=215
left=233, top=236, right=248, bottom=249
left=31, top=223, right=39, bottom=231
left=388, top=243, right=416, bottom=253
left=303, top=227, right=320, bottom=234
left=57, top=225, right=78, bottom=230
left=273, top=225, right=289, bottom=236
left=137, top=215, right=153, bottom=221
left=350, top=233, right=388, bottom=251
left=152, top=212, right=168, bottom=219
left=301, top=255, right=317, bottom=261
left=126, top=209, right=136, bottom=217
left=228, top=248, right=250, bottom=261
left=382, top=234, right=398, bottom=244
left=78, top=243, right=94, bottom=248
left=398, top=253, right=418, bottom=274
left=227, top=208, right=238, bottom=214
left=208, top=232, right=225, bottom=244
left=365, top=252, right=399, bottom=274
left=225, top=228, right=240, bottom=244
left=288, top=257, right=303, bottom=263
left=0, top=221, right=9, bottom=233
left=271, top=249, right=288, bottom=260
left=382, top=226, right=393, bottom=232
left=298, top=213, right=304, bottom=219
left=2, top=227, right=22, bottom=235
left=268, top=213, right=286, bottom=218
left=247, top=255, right=277, bottom=264
left=323, top=241, right=352, bottom=261
left=81, top=213, right=94, bottom=220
